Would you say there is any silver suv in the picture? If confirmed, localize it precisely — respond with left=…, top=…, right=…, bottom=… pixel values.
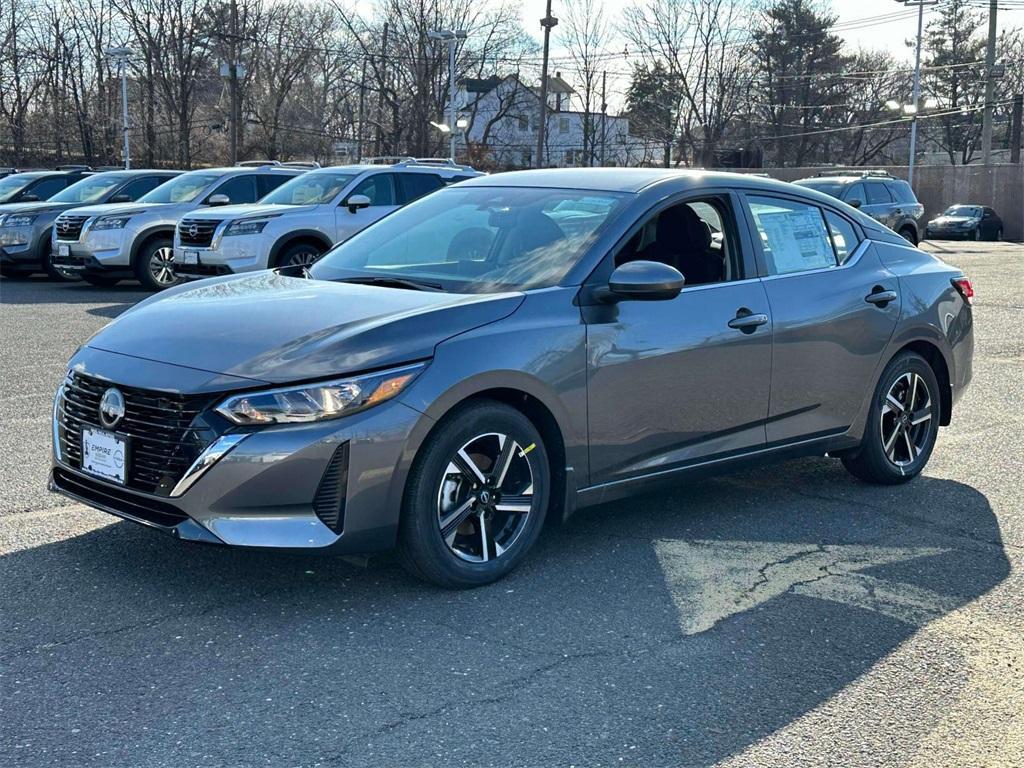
left=51, top=165, right=305, bottom=290
left=172, top=159, right=482, bottom=278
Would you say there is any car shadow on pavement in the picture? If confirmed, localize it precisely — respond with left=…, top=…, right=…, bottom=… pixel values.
left=0, top=458, right=1009, bottom=767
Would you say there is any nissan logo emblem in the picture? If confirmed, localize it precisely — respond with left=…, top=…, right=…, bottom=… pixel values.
left=188, top=223, right=199, bottom=238
left=59, top=220, right=69, bottom=232
left=99, top=387, right=126, bottom=429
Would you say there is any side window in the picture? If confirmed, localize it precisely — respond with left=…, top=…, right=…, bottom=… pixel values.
left=843, top=183, right=866, bottom=206
left=257, top=173, right=292, bottom=198
left=865, top=183, right=893, bottom=205
left=29, top=177, right=67, bottom=199
left=350, top=173, right=396, bottom=206
left=210, top=175, right=258, bottom=204
left=747, top=195, right=836, bottom=275
left=614, top=196, right=739, bottom=287
left=823, top=210, right=861, bottom=265
left=118, top=176, right=163, bottom=200
left=397, top=173, right=443, bottom=204
left=891, top=180, right=917, bottom=204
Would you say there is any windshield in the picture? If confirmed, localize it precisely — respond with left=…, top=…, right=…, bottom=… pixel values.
left=139, top=172, right=219, bottom=203
left=311, top=186, right=628, bottom=293
left=0, top=174, right=40, bottom=203
left=50, top=174, right=125, bottom=204
left=262, top=172, right=357, bottom=205
left=943, top=205, right=981, bottom=218
left=793, top=179, right=845, bottom=199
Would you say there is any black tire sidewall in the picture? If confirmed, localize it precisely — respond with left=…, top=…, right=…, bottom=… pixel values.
left=275, top=243, right=322, bottom=269
left=848, top=353, right=940, bottom=483
left=135, top=238, right=176, bottom=291
left=82, top=274, right=121, bottom=287
left=398, top=401, right=550, bottom=588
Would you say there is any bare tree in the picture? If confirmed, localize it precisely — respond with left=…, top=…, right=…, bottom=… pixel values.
left=563, top=0, right=609, bottom=166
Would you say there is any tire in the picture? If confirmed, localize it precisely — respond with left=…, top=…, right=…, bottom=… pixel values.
left=396, top=400, right=551, bottom=588
left=898, top=226, right=917, bottom=245
left=134, top=237, right=179, bottom=291
left=842, top=352, right=940, bottom=485
left=274, top=241, right=324, bottom=269
left=81, top=274, right=121, bottom=287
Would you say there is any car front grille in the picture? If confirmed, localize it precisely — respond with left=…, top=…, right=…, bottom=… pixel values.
left=54, top=214, right=90, bottom=241
left=56, top=372, right=217, bottom=495
left=178, top=218, right=222, bottom=247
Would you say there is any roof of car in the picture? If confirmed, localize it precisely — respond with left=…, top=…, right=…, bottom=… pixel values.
left=460, top=167, right=805, bottom=194
left=192, top=166, right=304, bottom=176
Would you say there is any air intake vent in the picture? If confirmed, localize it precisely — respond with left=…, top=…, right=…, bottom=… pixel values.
left=313, top=442, right=348, bottom=533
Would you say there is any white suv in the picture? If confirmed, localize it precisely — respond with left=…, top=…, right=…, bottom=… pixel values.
left=172, top=159, right=482, bottom=278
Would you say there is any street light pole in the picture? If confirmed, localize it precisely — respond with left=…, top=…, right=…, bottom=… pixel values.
left=105, top=47, right=134, bottom=169
left=904, top=0, right=928, bottom=187
left=980, top=0, right=998, bottom=165
left=428, top=29, right=467, bottom=162
left=536, top=0, right=558, bottom=169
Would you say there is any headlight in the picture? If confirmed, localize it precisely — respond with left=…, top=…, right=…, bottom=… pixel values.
left=92, top=216, right=132, bottom=230
left=214, top=363, right=425, bottom=425
left=1, top=213, right=37, bottom=228
left=224, top=219, right=271, bottom=236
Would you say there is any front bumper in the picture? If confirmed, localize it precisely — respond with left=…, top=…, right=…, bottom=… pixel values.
left=50, top=352, right=428, bottom=553
left=51, top=229, right=132, bottom=275
left=925, top=227, right=975, bottom=240
left=174, top=233, right=268, bottom=278
left=0, top=240, right=36, bottom=266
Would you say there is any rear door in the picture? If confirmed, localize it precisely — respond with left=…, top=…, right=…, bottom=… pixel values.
left=742, top=192, right=900, bottom=443
left=863, top=181, right=897, bottom=229
left=334, top=173, right=398, bottom=243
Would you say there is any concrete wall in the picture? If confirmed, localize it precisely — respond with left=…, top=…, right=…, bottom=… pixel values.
left=730, top=164, right=1024, bottom=241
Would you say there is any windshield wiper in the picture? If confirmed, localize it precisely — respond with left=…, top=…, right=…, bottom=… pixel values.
left=337, top=276, right=444, bottom=292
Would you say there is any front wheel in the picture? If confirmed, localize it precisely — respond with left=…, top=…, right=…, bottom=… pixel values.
left=274, top=242, right=324, bottom=269
left=396, top=401, right=550, bottom=588
left=842, top=352, right=940, bottom=485
left=135, top=237, right=180, bottom=291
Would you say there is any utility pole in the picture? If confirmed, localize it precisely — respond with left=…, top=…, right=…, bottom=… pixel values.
left=980, top=0, right=998, bottom=165
left=1011, top=93, right=1022, bottom=165
left=536, top=0, right=558, bottom=169
left=105, top=47, right=134, bottom=169
left=600, top=70, right=607, bottom=167
left=357, top=58, right=367, bottom=162
left=375, top=22, right=389, bottom=157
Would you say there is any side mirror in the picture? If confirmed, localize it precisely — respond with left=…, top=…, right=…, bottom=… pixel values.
left=206, top=193, right=230, bottom=206
left=345, top=194, right=371, bottom=214
left=848, top=199, right=862, bottom=209
left=608, top=261, right=685, bottom=301
left=109, top=193, right=132, bottom=203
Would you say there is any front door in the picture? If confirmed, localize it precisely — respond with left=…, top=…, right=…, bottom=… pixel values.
left=584, top=194, right=772, bottom=487
left=334, top=173, right=399, bottom=244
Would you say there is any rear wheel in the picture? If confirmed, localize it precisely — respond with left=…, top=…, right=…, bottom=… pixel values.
left=898, top=226, right=917, bottom=245
left=396, top=400, right=550, bottom=588
left=842, top=352, right=940, bottom=485
left=135, top=237, right=179, bottom=291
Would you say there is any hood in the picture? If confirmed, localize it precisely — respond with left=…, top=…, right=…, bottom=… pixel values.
left=186, top=203, right=316, bottom=221
left=86, top=272, right=524, bottom=385
left=0, top=201, right=71, bottom=216
left=63, top=201, right=166, bottom=218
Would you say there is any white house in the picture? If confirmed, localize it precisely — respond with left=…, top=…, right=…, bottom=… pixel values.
left=452, top=73, right=663, bottom=169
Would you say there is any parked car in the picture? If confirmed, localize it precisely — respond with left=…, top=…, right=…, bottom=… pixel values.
left=0, top=166, right=93, bottom=205
left=50, top=169, right=973, bottom=587
left=925, top=205, right=1003, bottom=241
left=50, top=165, right=305, bottom=290
left=172, top=158, right=482, bottom=279
left=792, top=170, right=924, bottom=244
left=0, top=169, right=180, bottom=279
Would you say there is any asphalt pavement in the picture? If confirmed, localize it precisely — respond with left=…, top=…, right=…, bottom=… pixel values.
left=1, top=241, right=1022, bottom=767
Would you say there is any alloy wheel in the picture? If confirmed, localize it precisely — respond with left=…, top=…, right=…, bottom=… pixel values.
left=436, top=432, right=535, bottom=563
left=286, top=250, right=321, bottom=267
left=879, top=372, right=932, bottom=467
left=149, top=246, right=178, bottom=286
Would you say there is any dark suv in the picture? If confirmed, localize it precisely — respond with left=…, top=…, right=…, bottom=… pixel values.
left=793, top=171, right=924, bottom=244
left=0, top=166, right=94, bottom=205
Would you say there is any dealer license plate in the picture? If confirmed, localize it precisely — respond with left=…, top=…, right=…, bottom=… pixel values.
left=58, top=244, right=70, bottom=257
left=81, top=428, right=128, bottom=485
left=180, top=250, right=199, bottom=265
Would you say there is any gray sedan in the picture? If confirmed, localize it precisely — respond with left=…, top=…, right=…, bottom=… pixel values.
left=50, top=169, right=974, bottom=587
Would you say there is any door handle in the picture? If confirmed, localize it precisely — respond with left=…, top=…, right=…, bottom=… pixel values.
left=728, top=309, right=769, bottom=332
left=865, top=288, right=898, bottom=306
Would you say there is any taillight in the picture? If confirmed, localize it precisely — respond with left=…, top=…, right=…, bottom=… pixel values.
left=952, top=277, right=974, bottom=305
